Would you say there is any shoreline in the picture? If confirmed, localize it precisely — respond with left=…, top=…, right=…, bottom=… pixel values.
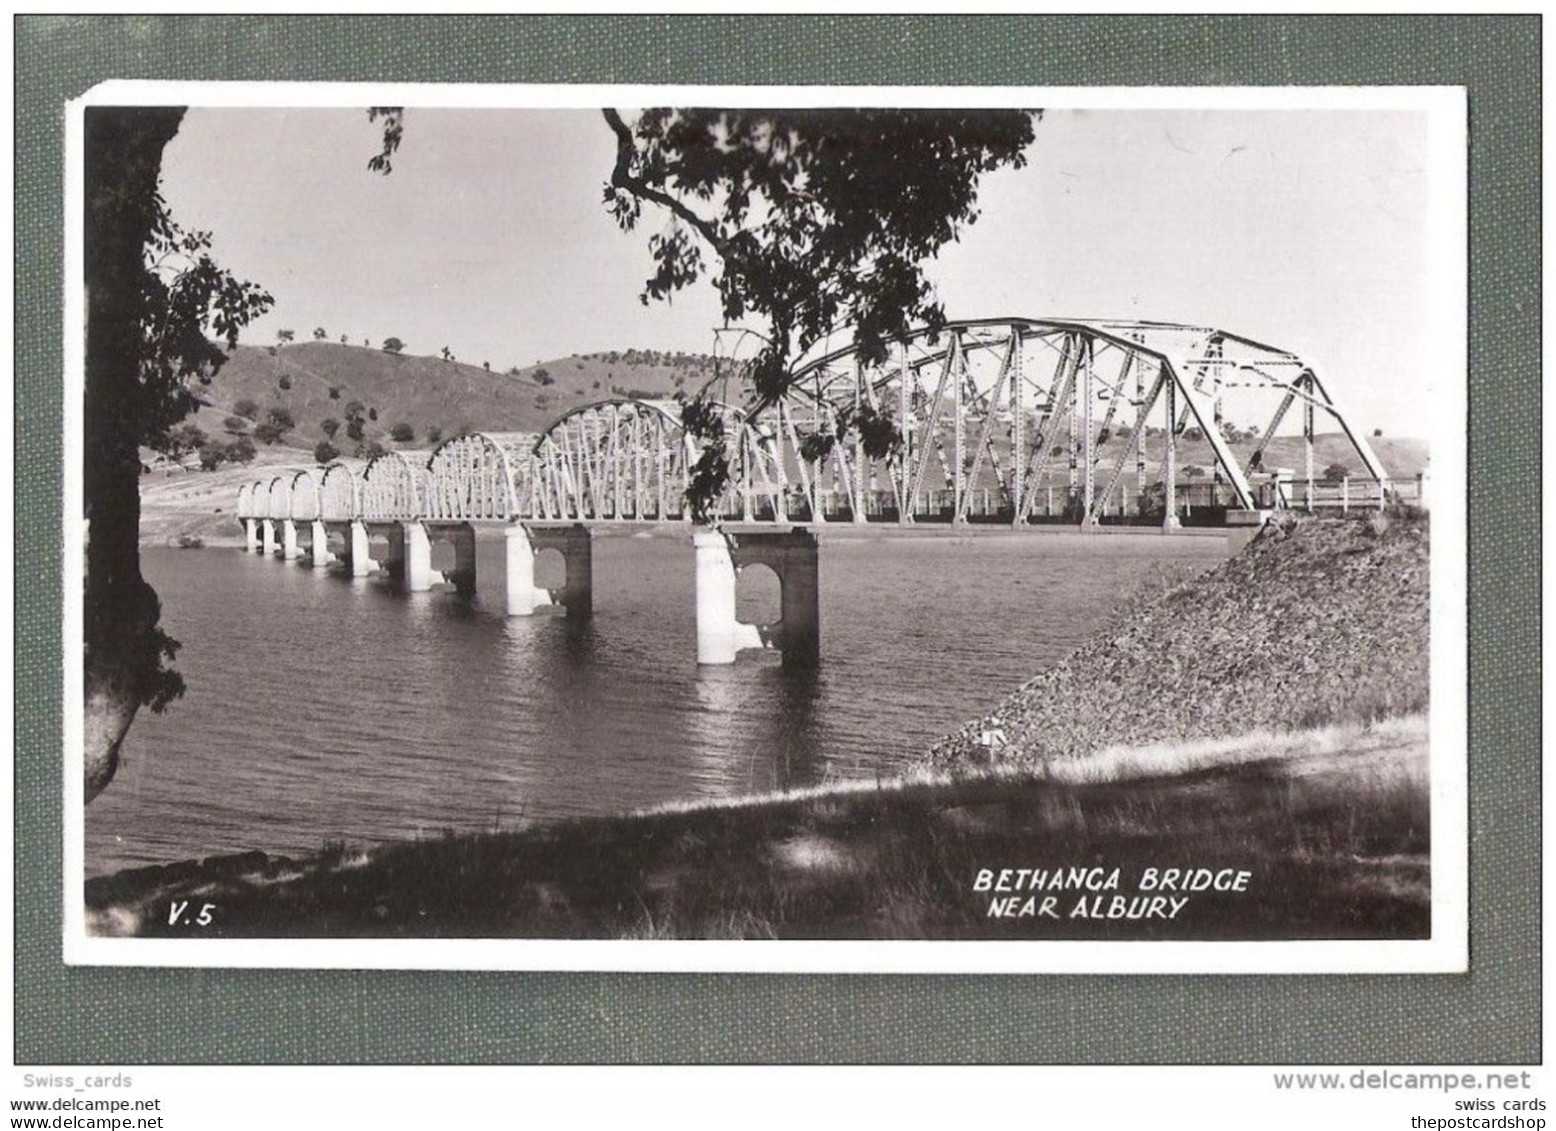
left=84, top=716, right=1429, bottom=940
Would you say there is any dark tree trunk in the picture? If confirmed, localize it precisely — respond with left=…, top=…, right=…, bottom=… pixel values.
left=82, top=106, right=185, bottom=802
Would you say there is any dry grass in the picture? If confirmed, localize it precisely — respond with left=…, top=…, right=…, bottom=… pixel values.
left=86, top=716, right=1429, bottom=942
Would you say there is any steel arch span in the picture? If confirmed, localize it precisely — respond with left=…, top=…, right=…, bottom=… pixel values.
left=360, top=450, right=431, bottom=521
left=264, top=475, right=291, bottom=522
left=286, top=468, right=323, bottom=522
left=319, top=462, right=362, bottom=522
left=425, top=432, right=537, bottom=522
left=532, top=399, right=722, bottom=522
left=752, top=316, right=1392, bottom=525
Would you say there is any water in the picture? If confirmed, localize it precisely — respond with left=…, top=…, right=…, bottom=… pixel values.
left=85, top=531, right=1227, bottom=875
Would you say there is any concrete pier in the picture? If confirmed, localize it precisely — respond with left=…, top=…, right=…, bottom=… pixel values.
left=502, top=524, right=550, bottom=616
left=281, top=519, right=300, bottom=561
left=503, top=523, right=593, bottom=617
left=244, top=518, right=260, bottom=553
left=261, top=519, right=277, bottom=557
left=379, top=524, right=406, bottom=579
left=694, top=526, right=820, bottom=667
left=347, top=521, right=374, bottom=578
left=446, top=524, right=477, bottom=596
left=309, top=520, right=335, bottom=567
left=402, top=522, right=440, bottom=593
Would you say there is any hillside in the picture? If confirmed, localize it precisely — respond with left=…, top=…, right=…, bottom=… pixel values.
left=182, top=340, right=740, bottom=456
left=929, top=511, right=1430, bottom=767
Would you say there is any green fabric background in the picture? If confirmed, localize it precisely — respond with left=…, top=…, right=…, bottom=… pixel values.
left=14, top=15, right=1540, bottom=1064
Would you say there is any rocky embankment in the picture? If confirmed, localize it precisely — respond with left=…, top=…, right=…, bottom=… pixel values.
left=929, top=511, right=1429, bottom=766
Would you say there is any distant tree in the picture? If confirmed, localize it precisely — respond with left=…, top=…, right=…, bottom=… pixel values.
left=382, top=337, right=405, bottom=354
left=388, top=422, right=415, bottom=442
left=533, top=367, right=554, bottom=386
left=1322, top=462, right=1350, bottom=483
left=265, top=406, right=295, bottom=431
left=340, top=333, right=349, bottom=344
left=277, top=374, right=291, bottom=391
left=360, top=440, right=389, bottom=460
left=368, top=407, right=378, bottom=421
left=1183, top=465, right=1205, bottom=479
left=276, top=328, right=295, bottom=343
left=1182, top=426, right=1205, bottom=442
left=225, top=436, right=257, bottom=464
left=197, top=443, right=226, bottom=472
left=320, top=417, right=340, bottom=439
left=345, top=418, right=365, bottom=442
left=222, top=415, right=247, bottom=433
left=1373, top=427, right=1383, bottom=437
left=507, top=366, right=521, bottom=377
left=234, top=397, right=260, bottom=421
left=253, top=420, right=285, bottom=445
left=328, top=384, right=341, bottom=400
left=440, top=346, right=453, bottom=361
left=425, top=426, right=443, bottom=445
left=163, top=423, right=207, bottom=459
left=483, top=360, right=491, bottom=371
left=313, top=440, right=341, bottom=463
left=362, top=338, right=370, bottom=347
left=313, top=326, right=328, bottom=340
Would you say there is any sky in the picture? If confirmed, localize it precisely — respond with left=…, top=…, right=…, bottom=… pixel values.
left=160, top=106, right=1439, bottom=436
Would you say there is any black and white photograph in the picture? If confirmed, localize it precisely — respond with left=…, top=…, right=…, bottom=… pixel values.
left=65, top=85, right=1467, bottom=971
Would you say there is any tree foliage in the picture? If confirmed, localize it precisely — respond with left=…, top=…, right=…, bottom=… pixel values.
left=600, top=107, right=1036, bottom=520
left=601, top=108, right=1035, bottom=398
left=382, top=337, right=405, bottom=354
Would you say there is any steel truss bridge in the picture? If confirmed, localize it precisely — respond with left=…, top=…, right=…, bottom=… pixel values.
left=238, top=317, right=1409, bottom=536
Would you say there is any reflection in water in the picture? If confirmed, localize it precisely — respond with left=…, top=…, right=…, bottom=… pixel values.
left=85, top=532, right=1227, bottom=874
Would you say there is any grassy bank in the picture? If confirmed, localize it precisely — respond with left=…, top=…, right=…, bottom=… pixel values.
left=931, top=510, right=1429, bottom=767
left=86, top=716, right=1427, bottom=940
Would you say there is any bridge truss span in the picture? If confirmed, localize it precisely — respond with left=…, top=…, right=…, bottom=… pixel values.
left=264, top=475, right=291, bottom=522
left=771, top=316, right=1391, bottom=526
left=286, top=468, right=323, bottom=522
left=319, top=462, right=362, bottom=522
left=532, top=398, right=707, bottom=522
left=360, top=449, right=431, bottom=522
left=425, top=432, right=537, bottom=523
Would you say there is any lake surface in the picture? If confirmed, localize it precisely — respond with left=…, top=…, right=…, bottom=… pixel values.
left=86, top=530, right=1227, bottom=875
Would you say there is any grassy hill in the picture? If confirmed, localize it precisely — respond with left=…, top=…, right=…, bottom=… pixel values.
left=182, top=341, right=736, bottom=456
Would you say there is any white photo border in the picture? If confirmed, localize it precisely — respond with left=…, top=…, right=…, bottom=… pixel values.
left=61, top=81, right=1468, bottom=974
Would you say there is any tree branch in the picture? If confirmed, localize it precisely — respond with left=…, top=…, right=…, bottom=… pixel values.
left=602, top=108, right=735, bottom=263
